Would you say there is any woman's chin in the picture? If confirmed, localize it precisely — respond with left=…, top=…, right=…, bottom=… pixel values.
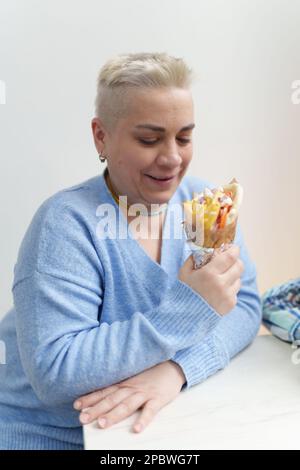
left=144, top=187, right=177, bottom=206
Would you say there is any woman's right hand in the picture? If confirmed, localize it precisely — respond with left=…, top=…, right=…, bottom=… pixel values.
left=179, top=245, right=244, bottom=316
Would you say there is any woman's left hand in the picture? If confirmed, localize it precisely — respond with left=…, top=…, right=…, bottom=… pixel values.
left=73, top=360, right=186, bottom=433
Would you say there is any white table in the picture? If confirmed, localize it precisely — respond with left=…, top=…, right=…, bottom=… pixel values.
left=84, top=336, right=300, bottom=450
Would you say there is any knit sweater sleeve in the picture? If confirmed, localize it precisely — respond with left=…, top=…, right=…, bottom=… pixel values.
left=12, top=196, right=221, bottom=407
left=170, top=223, right=262, bottom=389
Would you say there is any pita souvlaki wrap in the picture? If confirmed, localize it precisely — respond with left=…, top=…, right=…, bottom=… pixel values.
left=182, top=178, right=243, bottom=269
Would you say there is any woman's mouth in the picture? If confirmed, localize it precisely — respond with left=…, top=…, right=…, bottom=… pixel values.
left=144, top=174, right=176, bottom=186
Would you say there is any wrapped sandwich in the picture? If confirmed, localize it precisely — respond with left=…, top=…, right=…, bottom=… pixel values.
left=182, top=178, right=243, bottom=269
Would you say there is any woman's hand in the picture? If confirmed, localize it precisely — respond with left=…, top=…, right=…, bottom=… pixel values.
left=73, top=360, right=186, bottom=433
left=179, top=244, right=244, bottom=316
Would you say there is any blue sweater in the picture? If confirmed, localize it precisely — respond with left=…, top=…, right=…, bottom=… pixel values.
left=0, top=170, right=262, bottom=450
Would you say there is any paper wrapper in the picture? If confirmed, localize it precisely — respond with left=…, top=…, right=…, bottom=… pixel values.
left=183, top=218, right=238, bottom=269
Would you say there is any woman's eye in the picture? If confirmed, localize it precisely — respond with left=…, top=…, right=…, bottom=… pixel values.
left=139, top=139, right=158, bottom=145
left=139, top=138, right=191, bottom=145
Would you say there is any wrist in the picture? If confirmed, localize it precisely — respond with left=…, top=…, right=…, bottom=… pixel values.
left=168, top=360, right=186, bottom=388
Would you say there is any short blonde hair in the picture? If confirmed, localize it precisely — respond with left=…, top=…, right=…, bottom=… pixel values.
left=94, top=52, right=196, bottom=134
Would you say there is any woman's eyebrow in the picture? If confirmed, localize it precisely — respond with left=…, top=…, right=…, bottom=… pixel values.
left=134, top=123, right=195, bottom=132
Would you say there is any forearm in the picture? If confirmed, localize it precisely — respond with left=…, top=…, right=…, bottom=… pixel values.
left=14, top=270, right=221, bottom=407
left=171, top=234, right=262, bottom=390
left=171, top=287, right=262, bottom=389
left=172, top=232, right=262, bottom=388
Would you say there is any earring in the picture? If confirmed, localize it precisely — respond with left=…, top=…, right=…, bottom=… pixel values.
left=99, top=152, right=107, bottom=162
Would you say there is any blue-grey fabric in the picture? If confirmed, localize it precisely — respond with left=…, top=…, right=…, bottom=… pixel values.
left=262, top=278, right=300, bottom=343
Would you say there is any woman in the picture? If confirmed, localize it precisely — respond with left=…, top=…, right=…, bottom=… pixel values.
left=0, top=52, right=261, bottom=450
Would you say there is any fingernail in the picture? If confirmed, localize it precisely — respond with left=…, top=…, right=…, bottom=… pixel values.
left=98, top=418, right=106, bottom=428
left=79, top=413, right=90, bottom=424
left=73, top=400, right=82, bottom=410
left=134, top=423, right=143, bottom=433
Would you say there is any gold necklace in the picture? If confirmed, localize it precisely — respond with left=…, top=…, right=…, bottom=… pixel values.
left=104, top=169, right=169, bottom=217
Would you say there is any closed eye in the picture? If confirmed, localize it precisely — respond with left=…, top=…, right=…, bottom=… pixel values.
left=139, top=138, right=191, bottom=145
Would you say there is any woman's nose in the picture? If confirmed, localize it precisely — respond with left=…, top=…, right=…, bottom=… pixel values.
left=156, top=143, right=183, bottom=168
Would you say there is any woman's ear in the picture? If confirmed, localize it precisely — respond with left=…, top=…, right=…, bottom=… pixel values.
left=91, top=117, right=106, bottom=154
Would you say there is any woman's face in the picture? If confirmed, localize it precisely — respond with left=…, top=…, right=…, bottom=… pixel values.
left=92, top=87, right=195, bottom=206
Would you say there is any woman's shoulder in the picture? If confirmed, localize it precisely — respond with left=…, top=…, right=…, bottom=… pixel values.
left=29, top=173, right=104, bottom=242
left=41, top=174, right=100, bottom=209
left=30, top=174, right=102, bottom=226
left=13, top=175, right=102, bottom=286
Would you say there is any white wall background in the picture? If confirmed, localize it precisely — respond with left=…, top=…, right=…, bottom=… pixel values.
left=1, top=0, right=299, bottom=319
